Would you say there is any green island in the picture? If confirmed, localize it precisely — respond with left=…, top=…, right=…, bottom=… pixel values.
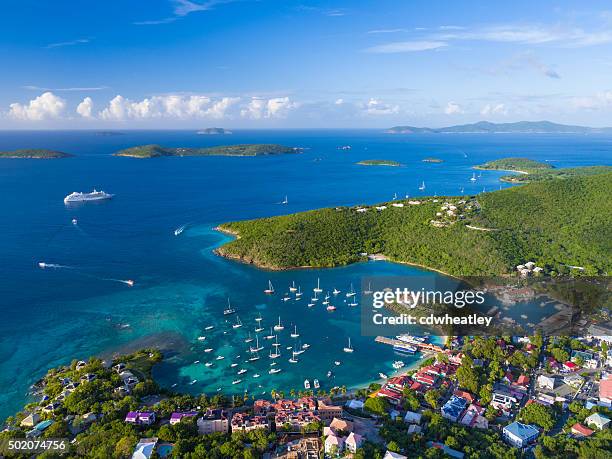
left=356, top=159, right=402, bottom=167
left=196, top=128, right=232, bottom=135
left=0, top=149, right=72, bottom=159
left=422, top=157, right=444, bottom=163
left=216, top=166, right=611, bottom=276
left=114, top=144, right=298, bottom=158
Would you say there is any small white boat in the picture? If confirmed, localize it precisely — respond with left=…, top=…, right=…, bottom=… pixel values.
left=289, top=281, right=297, bottom=292
left=313, top=379, right=320, bottom=389
left=346, top=284, right=356, bottom=298
left=313, top=278, right=322, bottom=293
left=232, top=316, right=243, bottom=329
left=250, top=336, right=264, bottom=353
left=281, top=195, right=288, bottom=205
left=264, top=280, right=275, bottom=295
left=223, top=298, right=236, bottom=315
left=204, top=348, right=213, bottom=353
left=237, top=369, right=247, bottom=375
left=334, top=361, right=341, bottom=366
left=231, top=363, right=238, bottom=368
left=302, top=343, right=310, bottom=349
left=289, top=354, right=298, bottom=363
left=197, top=336, right=206, bottom=341
left=205, top=362, right=213, bottom=367
left=419, top=181, right=426, bottom=191
left=304, top=379, right=311, bottom=389
left=253, top=373, right=260, bottom=378
left=264, top=327, right=275, bottom=340
left=193, top=360, right=200, bottom=364
left=295, top=286, right=303, bottom=297
left=269, top=368, right=281, bottom=374
left=189, top=379, right=197, bottom=385
left=232, top=379, right=242, bottom=385
left=470, top=173, right=477, bottom=182
left=343, top=337, right=354, bottom=353
left=255, top=313, right=263, bottom=322
left=174, top=224, right=186, bottom=236
left=307, top=303, right=315, bottom=308
left=216, top=355, right=225, bottom=360
left=332, top=288, right=341, bottom=295
left=204, top=325, right=214, bottom=331
left=363, top=282, right=373, bottom=295
left=244, top=333, right=254, bottom=343
left=392, top=360, right=405, bottom=370
left=327, top=370, right=333, bottom=378
left=72, top=218, right=78, bottom=225
left=348, top=299, right=358, bottom=307
left=171, top=383, right=178, bottom=388
left=379, top=373, right=388, bottom=379
left=290, top=325, right=299, bottom=338
left=311, top=292, right=319, bottom=302
left=273, top=316, right=284, bottom=331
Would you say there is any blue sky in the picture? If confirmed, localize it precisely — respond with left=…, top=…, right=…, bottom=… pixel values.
left=2, top=0, right=612, bottom=128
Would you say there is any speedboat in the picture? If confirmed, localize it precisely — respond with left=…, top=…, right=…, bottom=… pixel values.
left=205, top=362, right=213, bottom=367
left=204, top=325, right=214, bottom=331
left=253, top=373, right=260, bottom=378
left=193, top=360, right=200, bottom=364
left=189, top=379, right=197, bottom=385
left=313, top=379, right=320, bottom=389
left=379, top=373, right=388, bottom=379
left=197, top=336, right=206, bottom=341
left=304, top=379, right=311, bottom=389
left=204, top=348, right=213, bottom=353
left=237, top=369, right=247, bottom=375
left=269, top=368, right=281, bottom=374
left=215, top=355, right=225, bottom=360
left=232, top=379, right=242, bottom=385
left=392, top=360, right=405, bottom=370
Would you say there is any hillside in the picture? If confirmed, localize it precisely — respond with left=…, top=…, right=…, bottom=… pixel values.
left=114, top=144, right=298, bottom=158
left=0, top=149, right=72, bottom=159
left=217, top=171, right=612, bottom=276
left=386, top=121, right=612, bottom=134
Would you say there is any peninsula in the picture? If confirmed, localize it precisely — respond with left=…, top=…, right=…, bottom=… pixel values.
left=357, top=159, right=402, bottom=167
left=114, top=143, right=298, bottom=158
left=475, top=158, right=611, bottom=183
left=385, top=120, right=612, bottom=134
left=0, top=149, right=72, bottom=159
left=216, top=166, right=611, bottom=277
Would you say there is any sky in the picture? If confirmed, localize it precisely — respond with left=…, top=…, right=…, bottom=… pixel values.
left=2, top=0, right=612, bottom=128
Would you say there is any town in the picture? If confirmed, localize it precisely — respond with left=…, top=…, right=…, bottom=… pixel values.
left=2, top=328, right=611, bottom=458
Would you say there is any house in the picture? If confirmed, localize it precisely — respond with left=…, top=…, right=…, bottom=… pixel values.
left=169, top=411, right=198, bottom=425
left=404, top=411, right=422, bottom=424
left=412, top=371, right=436, bottom=386
left=453, top=390, right=474, bottom=404
left=345, top=432, right=363, bottom=453
left=324, top=433, right=344, bottom=455
left=563, top=374, right=584, bottom=389
left=408, top=424, right=422, bottom=434
left=197, top=409, right=228, bottom=434
left=377, top=386, right=403, bottom=405
left=584, top=413, right=611, bottom=430
left=329, top=417, right=353, bottom=433
left=131, top=437, right=158, bottom=459
left=426, top=441, right=464, bottom=458
left=460, top=404, right=488, bottom=429
left=563, top=361, right=579, bottom=372
left=441, top=395, right=468, bottom=422
left=537, top=375, right=556, bottom=391
left=571, top=423, right=594, bottom=438
left=20, top=413, right=41, bottom=428
left=125, top=411, right=156, bottom=426
left=383, top=452, right=407, bottom=459
left=230, top=413, right=270, bottom=432
left=514, top=375, right=530, bottom=390
left=491, top=391, right=518, bottom=414
left=599, top=375, right=612, bottom=407
left=345, top=399, right=364, bottom=410
left=502, top=422, right=540, bottom=448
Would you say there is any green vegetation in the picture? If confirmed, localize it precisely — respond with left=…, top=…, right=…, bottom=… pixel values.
left=518, top=402, right=557, bottom=432
left=0, top=149, right=72, bottom=159
left=114, top=143, right=298, bottom=158
left=422, top=157, right=443, bottom=163
left=217, top=170, right=612, bottom=276
left=356, top=159, right=402, bottom=167
left=475, top=157, right=553, bottom=172
left=499, top=166, right=612, bottom=183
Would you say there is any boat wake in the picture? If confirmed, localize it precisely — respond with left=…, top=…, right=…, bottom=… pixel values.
left=38, top=262, right=72, bottom=269
left=174, top=224, right=188, bottom=236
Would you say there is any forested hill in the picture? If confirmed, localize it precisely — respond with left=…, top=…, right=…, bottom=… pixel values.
left=114, top=144, right=298, bottom=158
left=217, top=171, right=612, bottom=277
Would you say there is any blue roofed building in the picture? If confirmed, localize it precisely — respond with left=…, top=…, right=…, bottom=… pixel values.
left=441, top=395, right=468, bottom=422
left=502, top=422, right=540, bottom=448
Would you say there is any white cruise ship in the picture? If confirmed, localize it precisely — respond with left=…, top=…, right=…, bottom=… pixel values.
left=64, top=189, right=113, bottom=204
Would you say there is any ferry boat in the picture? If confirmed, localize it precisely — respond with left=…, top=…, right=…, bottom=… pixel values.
left=264, top=280, right=275, bottom=294
left=313, top=278, right=322, bottom=293
left=64, top=189, right=113, bottom=204
left=223, top=298, right=236, bottom=315
left=289, top=281, right=297, bottom=293
left=343, top=337, right=354, bottom=353
left=313, top=379, right=320, bottom=389
left=304, top=379, right=311, bottom=389
left=290, top=325, right=299, bottom=338
left=273, top=316, right=284, bottom=331
left=393, top=343, right=417, bottom=354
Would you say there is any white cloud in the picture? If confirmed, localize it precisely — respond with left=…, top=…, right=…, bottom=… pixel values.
left=364, top=40, right=447, bottom=53
left=76, top=97, right=94, bottom=118
left=22, top=85, right=107, bottom=92
left=362, top=98, right=399, bottom=115
left=135, top=0, right=236, bottom=25
left=45, top=38, right=90, bottom=49
left=334, top=98, right=344, bottom=105
left=99, top=94, right=240, bottom=120
left=444, top=101, right=464, bottom=115
left=571, top=91, right=612, bottom=110
left=240, top=97, right=298, bottom=119
left=367, top=28, right=409, bottom=34
left=9, top=92, right=66, bottom=121
left=480, top=103, right=508, bottom=116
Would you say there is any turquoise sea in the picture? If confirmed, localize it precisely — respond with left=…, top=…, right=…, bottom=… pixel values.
left=0, top=129, right=610, bottom=419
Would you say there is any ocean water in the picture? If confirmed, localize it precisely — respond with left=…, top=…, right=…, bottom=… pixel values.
left=0, top=129, right=610, bottom=418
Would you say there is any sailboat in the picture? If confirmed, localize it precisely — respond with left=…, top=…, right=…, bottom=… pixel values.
left=289, top=281, right=297, bottom=293
left=470, top=173, right=477, bottom=182
left=363, top=282, right=373, bottom=295
left=313, top=278, right=322, bottom=293
left=460, top=186, right=464, bottom=194
left=419, top=181, right=426, bottom=191
left=264, top=280, right=275, bottom=294
left=232, top=316, right=243, bottom=329
left=273, top=316, right=284, bottom=331
left=264, top=326, right=275, bottom=340
left=289, top=351, right=299, bottom=363
left=255, top=314, right=264, bottom=332
left=244, top=332, right=254, bottom=343
left=343, top=337, right=354, bottom=353
left=332, top=288, right=341, bottom=295
left=346, top=284, right=356, bottom=298
left=311, top=291, right=319, bottom=302
left=223, top=298, right=236, bottom=315
left=248, top=351, right=260, bottom=362
left=174, top=224, right=186, bottom=236
left=250, top=335, right=264, bottom=353
left=393, top=192, right=397, bottom=200
left=290, top=325, right=299, bottom=338
left=270, top=336, right=281, bottom=358
left=295, top=286, right=303, bottom=298
left=281, top=195, right=288, bottom=205
left=348, top=297, right=358, bottom=307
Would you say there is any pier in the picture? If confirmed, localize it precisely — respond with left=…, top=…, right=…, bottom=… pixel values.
left=374, top=336, right=443, bottom=353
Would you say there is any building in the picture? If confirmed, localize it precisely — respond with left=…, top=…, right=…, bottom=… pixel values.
left=316, top=399, right=343, bottom=423
left=345, top=399, right=364, bottom=410
left=125, top=412, right=156, bottom=426
left=345, top=432, right=363, bottom=453
left=460, top=404, right=488, bottom=429
left=502, top=422, right=540, bottom=448
left=131, top=437, right=158, bottom=459
left=599, top=375, right=612, bottom=407
left=230, top=412, right=270, bottom=432
left=275, top=411, right=320, bottom=431
left=169, top=411, right=198, bottom=425
left=324, top=433, right=344, bottom=455
left=491, top=391, right=518, bottom=415
left=563, top=374, right=584, bottom=389
left=20, top=413, right=41, bottom=428
left=383, top=452, right=407, bottom=459
left=563, top=361, right=579, bottom=373
left=329, top=417, right=353, bottom=433
left=537, top=375, right=556, bottom=391
left=197, top=409, right=228, bottom=434
left=426, top=441, right=465, bottom=458
left=571, top=423, right=594, bottom=438
left=584, top=413, right=611, bottom=430
left=403, top=411, right=422, bottom=424
left=442, top=395, right=468, bottom=422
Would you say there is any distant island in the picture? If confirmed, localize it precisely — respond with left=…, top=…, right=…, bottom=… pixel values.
left=0, top=149, right=72, bottom=159
left=475, top=158, right=612, bottom=183
left=95, top=131, right=125, bottom=136
left=422, top=157, right=443, bottom=163
left=357, top=159, right=402, bottom=167
left=196, top=127, right=232, bottom=135
left=475, top=158, right=553, bottom=173
left=385, top=121, right=612, bottom=134
left=216, top=166, right=611, bottom=276
left=114, top=144, right=299, bottom=158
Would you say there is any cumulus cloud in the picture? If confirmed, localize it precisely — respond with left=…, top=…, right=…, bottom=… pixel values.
left=99, top=94, right=240, bottom=120
left=364, top=40, right=447, bottom=53
left=362, top=98, right=399, bottom=115
left=76, top=97, right=94, bottom=118
left=9, top=92, right=66, bottom=121
left=571, top=91, right=612, bottom=110
left=480, top=103, right=508, bottom=116
left=444, top=101, right=464, bottom=115
left=240, top=97, right=298, bottom=119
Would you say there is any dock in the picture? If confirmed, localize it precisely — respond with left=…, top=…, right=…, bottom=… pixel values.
left=375, top=336, right=443, bottom=353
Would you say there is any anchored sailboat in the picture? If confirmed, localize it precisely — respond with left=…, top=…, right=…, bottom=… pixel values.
left=343, top=337, right=354, bottom=353
left=264, top=280, right=275, bottom=294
